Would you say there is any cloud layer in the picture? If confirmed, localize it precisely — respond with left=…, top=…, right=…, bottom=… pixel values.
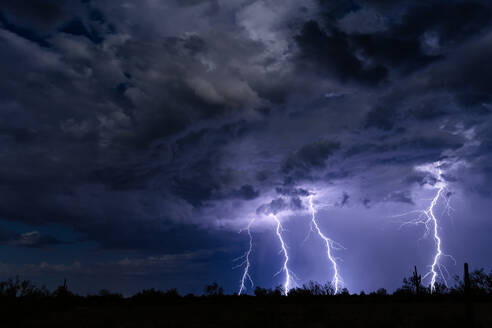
left=0, top=0, right=491, bottom=293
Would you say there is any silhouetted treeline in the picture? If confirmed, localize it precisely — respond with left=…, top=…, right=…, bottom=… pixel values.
left=0, top=267, right=491, bottom=306
left=0, top=268, right=490, bottom=328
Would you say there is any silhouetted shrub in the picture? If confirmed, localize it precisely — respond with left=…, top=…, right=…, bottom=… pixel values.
left=453, top=268, right=492, bottom=296
left=204, top=282, right=224, bottom=296
left=287, top=281, right=335, bottom=297
left=0, top=276, right=50, bottom=300
left=341, top=288, right=350, bottom=297
left=254, top=286, right=268, bottom=297
left=375, top=288, right=387, bottom=296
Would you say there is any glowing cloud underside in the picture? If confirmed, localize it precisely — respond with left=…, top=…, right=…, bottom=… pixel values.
left=235, top=218, right=255, bottom=295
left=308, top=195, right=342, bottom=294
left=271, top=214, right=294, bottom=295
left=236, top=162, right=453, bottom=295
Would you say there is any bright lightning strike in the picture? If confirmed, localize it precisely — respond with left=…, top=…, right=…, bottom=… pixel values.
left=308, top=195, right=343, bottom=294
left=427, top=184, right=445, bottom=291
left=399, top=161, right=455, bottom=292
left=271, top=214, right=294, bottom=295
left=234, top=218, right=255, bottom=295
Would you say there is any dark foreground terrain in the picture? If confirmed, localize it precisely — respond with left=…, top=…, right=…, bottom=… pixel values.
left=1, top=265, right=491, bottom=327
left=3, top=301, right=491, bottom=328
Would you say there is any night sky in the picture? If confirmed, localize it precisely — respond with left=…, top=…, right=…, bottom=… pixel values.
left=0, top=0, right=491, bottom=296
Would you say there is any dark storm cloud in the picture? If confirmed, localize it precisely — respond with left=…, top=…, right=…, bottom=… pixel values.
left=295, top=20, right=388, bottom=85
left=345, top=136, right=464, bottom=161
left=385, top=191, right=414, bottom=205
left=283, top=140, right=341, bottom=174
left=275, top=187, right=311, bottom=197
left=256, top=197, right=305, bottom=215
left=0, top=229, right=64, bottom=248
left=392, top=1, right=492, bottom=46
left=299, top=0, right=492, bottom=85
left=0, top=0, right=491, bottom=261
left=60, top=18, right=104, bottom=44
left=176, top=0, right=219, bottom=8
left=233, top=185, right=260, bottom=200
left=256, top=198, right=288, bottom=216
left=425, top=37, right=492, bottom=107
left=0, top=0, right=110, bottom=47
left=0, top=0, right=70, bottom=28
left=335, top=192, right=350, bottom=207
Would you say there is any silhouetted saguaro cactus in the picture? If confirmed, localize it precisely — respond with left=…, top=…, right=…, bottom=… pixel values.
left=464, top=263, right=474, bottom=328
left=411, top=265, right=422, bottom=296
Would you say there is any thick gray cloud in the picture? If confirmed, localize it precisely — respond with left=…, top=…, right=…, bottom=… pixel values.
left=0, top=0, right=491, bottom=293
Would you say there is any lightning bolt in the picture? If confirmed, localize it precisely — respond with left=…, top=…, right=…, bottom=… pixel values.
left=234, top=218, right=255, bottom=295
left=422, top=163, right=456, bottom=292
left=427, top=184, right=445, bottom=292
left=308, top=195, right=343, bottom=294
left=271, top=214, right=294, bottom=295
left=398, top=161, right=455, bottom=292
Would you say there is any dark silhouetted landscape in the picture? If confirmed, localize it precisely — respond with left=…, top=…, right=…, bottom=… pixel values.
left=1, top=264, right=491, bottom=327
